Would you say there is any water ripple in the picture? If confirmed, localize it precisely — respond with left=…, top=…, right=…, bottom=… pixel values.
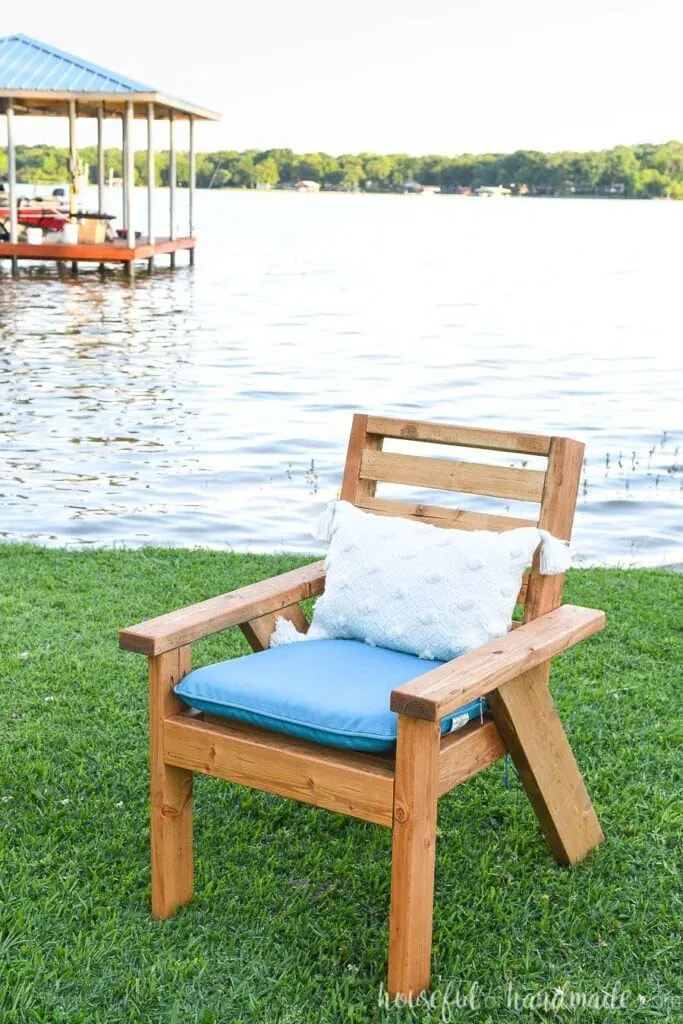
left=1, top=189, right=682, bottom=565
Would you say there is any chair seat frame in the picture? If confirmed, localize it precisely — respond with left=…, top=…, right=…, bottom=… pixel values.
left=121, top=413, right=605, bottom=998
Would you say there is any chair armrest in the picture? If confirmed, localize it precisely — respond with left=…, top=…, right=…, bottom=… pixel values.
left=119, top=560, right=326, bottom=657
left=390, top=604, right=605, bottom=722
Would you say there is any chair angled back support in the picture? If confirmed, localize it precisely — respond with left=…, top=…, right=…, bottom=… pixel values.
left=339, top=413, right=585, bottom=621
left=119, top=412, right=603, bottom=1004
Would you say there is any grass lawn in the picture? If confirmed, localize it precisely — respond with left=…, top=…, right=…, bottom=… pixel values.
left=1, top=545, right=681, bottom=1023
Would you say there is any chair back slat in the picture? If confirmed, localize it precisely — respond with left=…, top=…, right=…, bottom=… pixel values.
left=341, top=413, right=583, bottom=620
left=357, top=497, right=536, bottom=533
left=359, top=449, right=545, bottom=503
left=366, top=416, right=552, bottom=456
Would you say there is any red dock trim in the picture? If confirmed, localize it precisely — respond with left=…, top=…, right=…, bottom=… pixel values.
left=0, top=236, right=196, bottom=264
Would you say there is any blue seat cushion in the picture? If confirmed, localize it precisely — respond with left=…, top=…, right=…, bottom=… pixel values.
left=174, top=638, right=488, bottom=753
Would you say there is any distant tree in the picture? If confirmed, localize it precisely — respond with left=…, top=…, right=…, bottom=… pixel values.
left=210, top=166, right=233, bottom=188
left=600, top=146, right=640, bottom=195
left=438, top=155, right=477, bottom=190
left=567, top=151, right=606, bottom=194
left=386, top=154, right=415, bottom=189
left=133, top=150, right=147, bottom=185
left=415, top=155, right=448, bottom=186
left=363, top=154, right=394, bottom=188
left=261, top=148, right=295, bottom=182
left=175, top=153, right=190, bottom=187
left=105, top=148, right=123, bottom=180
left=253, top=156, right=279, bottom=187
left=231, top=154, right=257, bottom=188
left=292, top=152, right=338, bottom=182
left=635, top=167, right=672, bottom=198
left=645, top=140, right=683, bottom=180
left=334, top=156, right=364, bottom=191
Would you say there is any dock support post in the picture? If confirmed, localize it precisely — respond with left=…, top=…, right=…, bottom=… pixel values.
left=97, top=106, right=106, bottom=274
left=125, top=100, right=135, bottom=250
left=123, top=100, right=136, bottom=279
left=189, top=114, right=195, bottom=266
left=97, top=104, right=105, bottom=214
left=147, top=102, right=155, bottom=269
left=122, top=109, right=129, bottom=244
left=68, top=100, right=79, bottom=274
left=169, top=108, right=176, bottom=267
left=68, top=99, right=78, bottom=220
left=7, top=97, right=18, bottom=275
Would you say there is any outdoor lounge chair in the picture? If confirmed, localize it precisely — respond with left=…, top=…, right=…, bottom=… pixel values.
left=119, top=414, right=605, bottom=998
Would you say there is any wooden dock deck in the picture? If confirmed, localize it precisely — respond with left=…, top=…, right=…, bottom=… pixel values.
left=0, top=235, right=196, bottom=275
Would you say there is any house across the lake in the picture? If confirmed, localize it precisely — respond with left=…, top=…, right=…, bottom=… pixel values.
left=474, top=185, right=512, bottom=198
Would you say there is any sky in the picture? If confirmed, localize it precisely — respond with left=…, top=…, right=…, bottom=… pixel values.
left=2, top=0, right=683, bottom=156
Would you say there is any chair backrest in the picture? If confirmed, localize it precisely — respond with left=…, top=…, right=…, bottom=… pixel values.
left=340, top=414, right=584, bottom=623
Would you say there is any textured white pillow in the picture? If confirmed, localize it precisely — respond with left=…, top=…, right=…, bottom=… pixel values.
left=273, top=501, right=570, bottom=662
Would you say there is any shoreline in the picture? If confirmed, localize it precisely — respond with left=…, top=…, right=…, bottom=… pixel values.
left=2, top=540, right=681, bottom=571
left=9, top=182, right=677, bottom=200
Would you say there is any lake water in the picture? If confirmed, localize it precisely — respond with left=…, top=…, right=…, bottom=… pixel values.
left=1, top=188, right=681, bottom=565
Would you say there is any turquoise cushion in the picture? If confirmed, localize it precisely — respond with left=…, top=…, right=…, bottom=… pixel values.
left=174, top=638, right=488, bottom=753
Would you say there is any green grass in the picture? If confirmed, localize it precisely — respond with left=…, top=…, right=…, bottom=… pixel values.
left=1, top=545, right=681, bottom=1023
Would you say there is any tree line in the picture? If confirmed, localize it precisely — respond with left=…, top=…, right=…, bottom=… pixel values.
left=3, top=141, right=683, bottom=198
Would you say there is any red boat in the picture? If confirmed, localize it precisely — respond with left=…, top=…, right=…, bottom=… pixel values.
left=0, top=204, right=70, bottom=233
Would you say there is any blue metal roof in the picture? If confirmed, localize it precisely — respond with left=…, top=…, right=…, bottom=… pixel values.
left=0, top=34, right=154, bottom=93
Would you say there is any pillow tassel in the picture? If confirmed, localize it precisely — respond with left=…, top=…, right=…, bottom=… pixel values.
left=269, top=616, right=308, bottom=647
left=312, top=500, right=337, bottom=542
left=538, top=529, right=572, bottom=575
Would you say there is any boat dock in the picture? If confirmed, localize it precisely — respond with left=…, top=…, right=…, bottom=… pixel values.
left=0, top=235, right=196, bottom=275
left=0, top=34, right=220, bottom=278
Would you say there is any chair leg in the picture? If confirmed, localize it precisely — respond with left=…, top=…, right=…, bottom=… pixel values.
left=488, top=663, right=604, bottom=866
left=387, top=716, right=440, bottom=999
left=149, top=647, right=194, bottom=918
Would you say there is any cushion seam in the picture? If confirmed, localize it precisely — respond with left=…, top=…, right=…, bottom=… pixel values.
left=174, top=688, right=406, bottom=741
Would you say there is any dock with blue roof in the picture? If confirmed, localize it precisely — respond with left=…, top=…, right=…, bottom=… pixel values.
left=0, top=34, right=220, bottom=277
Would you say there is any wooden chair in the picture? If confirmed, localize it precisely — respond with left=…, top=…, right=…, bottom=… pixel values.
left=120, top=414, right=605, bottom=998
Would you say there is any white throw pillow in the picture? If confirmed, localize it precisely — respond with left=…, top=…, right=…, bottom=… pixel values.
left=272, top=501, right=571, bottom=662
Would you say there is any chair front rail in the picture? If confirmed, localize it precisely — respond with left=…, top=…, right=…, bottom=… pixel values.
left=120, top=561, right=326, bottom=656
left=163, top=713, right=395, bottom=827
left=390, top=604, right=605, bottom=722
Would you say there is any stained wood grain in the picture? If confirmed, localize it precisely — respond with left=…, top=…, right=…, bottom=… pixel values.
left=120, top=561, right=325, bottom=656
left=341, top=413, right=383, bottom=503
left=438, top=718, right=506, bottom=796
left=365, top=416, right=552, bottom=456
left=240, top=602, right=309, bottom=652
left=359, top=450, right=546, bottom=503
left=357, top=496, right=537, bottom=533
left=149, top=646, right=193, bottom=919
left=387, top=716, right=440, bottom=998
left=164, top=714, right=395, bottom=827
left=524, top=436, right=584, bottom=622
left=390, top=604, right=605, bottom=721
left=488, top=665, right=604, bottom=864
